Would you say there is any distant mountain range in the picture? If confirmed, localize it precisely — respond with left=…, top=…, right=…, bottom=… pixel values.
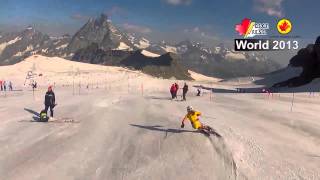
left=0, top=27, right=69, bottom=65
left=0, top=14, right=281, bottom=80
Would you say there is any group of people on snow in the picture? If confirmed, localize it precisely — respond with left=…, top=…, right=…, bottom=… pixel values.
left=37, top=83, right=212, bottom=135
left=170, top=83, right=179, bottom=99
left=0, top=80, right=13, bottom=91
left=170, top=82, right=189, bottom=101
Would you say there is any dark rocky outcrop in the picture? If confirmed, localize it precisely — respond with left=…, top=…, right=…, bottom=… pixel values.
left=121, top=50, right=192, bottom=80
left=72, top=43, right=133, bottom=65
left=273, top=37, right=320, bottom=87
left=73, top=48, right=191, bottom=79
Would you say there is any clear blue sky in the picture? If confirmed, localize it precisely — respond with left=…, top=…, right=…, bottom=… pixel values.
left=0, top=0, right=319, bottom=45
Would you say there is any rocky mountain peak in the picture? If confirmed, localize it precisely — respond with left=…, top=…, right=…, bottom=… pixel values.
left=67, top=13, right=134, bottom=53
left=98, top=13, right=108, bottom=24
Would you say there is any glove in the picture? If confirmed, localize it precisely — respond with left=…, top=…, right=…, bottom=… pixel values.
left=181, top=123, right=185, bottom=128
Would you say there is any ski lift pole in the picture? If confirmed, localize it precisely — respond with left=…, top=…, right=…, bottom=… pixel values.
left=209, top=89, right=213, bottom=101
left=141, top=83, right=144, bottom=96
left=105, top=70, right=107, bottom=91
left=290, top=92, right=295, bottom=112
left=73, top=75, right=75, bottom=95
left=79, top=80, right=81, bottom=95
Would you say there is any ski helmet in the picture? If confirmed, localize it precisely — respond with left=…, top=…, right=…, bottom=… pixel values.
left=187, top=106, right=193, bottom=112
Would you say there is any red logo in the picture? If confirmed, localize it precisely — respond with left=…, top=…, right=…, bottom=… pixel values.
left=278, top=21, right=289, bottom=32
left=235, top=18, right=251, bottom=36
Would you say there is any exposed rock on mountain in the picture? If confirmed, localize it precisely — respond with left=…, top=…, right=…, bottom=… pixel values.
left=0, top=27, right=49, bottom=65
left=73, top=47, right=191, bottom=79
left=67, top=14, right=134, bottom=53
left=72, top=43, right=133, bottom=65
left=273, top=37, right=320, bottom=87
left=0, top=27, right=71, bottom=65
left=121, top=50, right=192, bottom=80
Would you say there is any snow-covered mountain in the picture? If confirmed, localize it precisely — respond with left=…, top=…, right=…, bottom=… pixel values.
left=145, top=40, right=177, bottom=55
left=67, top=14, right=135, bottom=53
left=173, top=40, right=280, bottom=78
left=127, top=33, right=151, bottom=49
left=0, top=26, right=71, bottom=65
left=0, top=13, right=281, bottom=78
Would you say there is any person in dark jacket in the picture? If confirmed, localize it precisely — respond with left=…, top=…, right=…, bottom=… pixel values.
left=182, top=83, right=188, bottom=101
left=197, top=88, right=201, bottom=96
left=44, top=85, right=56, bottom=118
left=3, top=81, right=6, bottom=91
left=9, top=81, right=12, bottom=91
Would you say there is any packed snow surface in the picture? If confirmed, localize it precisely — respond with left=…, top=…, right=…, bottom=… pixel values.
left=0, top=55, right=319, bottom=180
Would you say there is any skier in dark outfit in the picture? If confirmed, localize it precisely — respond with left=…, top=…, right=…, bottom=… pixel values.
left=44, top=86, right=56, bottom=118
left=182, top=83, right=188, bottom=101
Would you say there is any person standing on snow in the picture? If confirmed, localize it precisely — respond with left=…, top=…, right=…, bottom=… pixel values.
left=182, top=83, right=188, bottom=101
left=44, top=86, right=56, bottom=119
left=174, top=83, right=179, bottom=99
left=197, top=89, right=201, bottom=96
left=3, top=81, right=6, bottom=91
left=170, top=84, right=176, bottom=99
left=0, top=80, right=2, bottom=91
left=9, top=81, right=13, bottom=91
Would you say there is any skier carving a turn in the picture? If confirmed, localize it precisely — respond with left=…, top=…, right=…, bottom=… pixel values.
left=181, top=106, right=218, bottom=136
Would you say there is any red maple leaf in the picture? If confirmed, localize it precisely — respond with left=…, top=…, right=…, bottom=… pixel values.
left=235, top=18, right=251, bottom=36
left=279, top=21, right=290, bottom=32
